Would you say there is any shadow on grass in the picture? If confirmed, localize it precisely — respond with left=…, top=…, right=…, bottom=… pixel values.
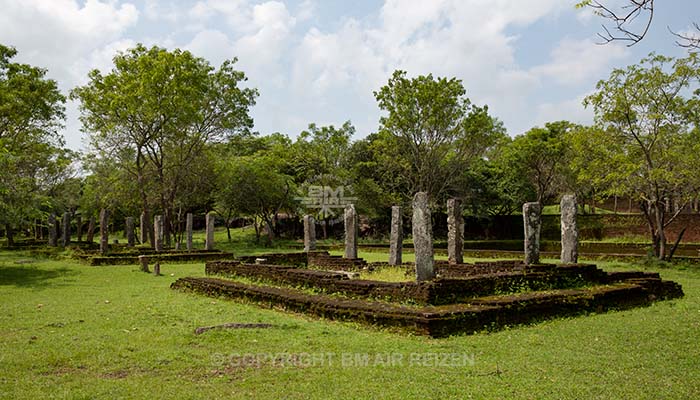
left=0, top=264, right=76, bottom=288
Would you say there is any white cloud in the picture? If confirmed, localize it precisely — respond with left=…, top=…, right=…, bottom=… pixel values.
left=531, top=38, right=628, bottom=85
left=0, top=0, right=647, bottom=149
left=188, top=0, right=255, bottom=33
left=234, top=1, right=296, bottom=68
left=535, top=93, right=594, bottom=128
left=72, top=39, right=137, bottom=79
left=286, top=0, right=572, bottom=138
left=185, top=29, right=236, bottom=67
left=296, top=0, right=315, bottom=22
left=144, top=0, right=180, bottom=22
left=0, top=0, right=138, bottom=87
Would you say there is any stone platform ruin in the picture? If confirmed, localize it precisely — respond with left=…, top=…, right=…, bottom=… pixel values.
left=171, top=253, right=683, bottom=337
left=170, top=195, right=684, bottom=337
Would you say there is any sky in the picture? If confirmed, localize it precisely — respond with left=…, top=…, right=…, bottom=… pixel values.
left=1, top=0, right=700, bottom=150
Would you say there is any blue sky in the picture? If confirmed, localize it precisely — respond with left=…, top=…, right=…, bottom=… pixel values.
left=1, top=0, right=699, bottom=150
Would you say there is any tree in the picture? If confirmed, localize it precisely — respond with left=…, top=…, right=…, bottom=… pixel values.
left=460, top=156, right=536, bottom=216
left=215, top=153, right=296, bottom=244
left=577, top=1, right=700, bottom=48
left=374, top=70, right=505, bottom=202
left=583, top=53, right=700, bottom=259
left=497, top=121, right=576, bottom=204
left=0, top=44, right=71, bottom=244
left=72, top=44, right=258, bottom=247
left=290, top=121, right=354, bottom=183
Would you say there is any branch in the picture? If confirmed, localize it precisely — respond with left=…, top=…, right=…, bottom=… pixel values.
left=670, top=23, right=700, bottom=49
left=586, top=0, right=654, bottom=46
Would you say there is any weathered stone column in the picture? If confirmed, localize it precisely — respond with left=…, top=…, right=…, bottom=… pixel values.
left=343, top=205, right=358, bottom=259
left=48, top=214, right=58, bottom=247
left=154, top=215, right=163, bottom=252
left=205, top=212, right=215, bottom=251
left=138, top=255, right=150, bottom=273
left=303, top=215, right=316, bottom=252
left=447, top=198, right=464, bottom=264
left=140, top=211, right=147, bottom=245
left=560, top=194, right=579, bottom=264
left=99, top=208, right=109, bottom=255
left=86, top=216, right=96, bottom=243
left=61, top=212, right=71, bottom=247
left=76, top=215, right=82, bottom=242
left=186, top=213, right=193, bottom=251
left=413, top=192, right=435, bottom=281
left=389, top=206, right=403, bottom=265
left=126, top=217, right=135, bottom=247
left=523, top=202, right=541, bottom=265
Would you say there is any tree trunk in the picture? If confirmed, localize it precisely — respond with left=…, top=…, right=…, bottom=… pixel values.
left=5, top=224, right=14, bottom=247
left=265, top=220, right=274, bottom=246
left=142, top=208, right=155, bottom=249
left=653, top=202, right=667, bottom=260
left=253, top=218, right=261, bottom=243
left=668, top=227, right=687, bottom=261
left=226, top=210, right=232, bottom=242
left=163, top=207, right=172, bottom=248
left=86, top=216, right=96, bottom=243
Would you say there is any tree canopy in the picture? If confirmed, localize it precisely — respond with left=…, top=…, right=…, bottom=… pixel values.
left=71, top=44, right=258, bottom=246
left=582, top=52, right=700, bottom=259
left=373, top=70, right=505, bottom=202
left=0, top=44, right=72, bottom=244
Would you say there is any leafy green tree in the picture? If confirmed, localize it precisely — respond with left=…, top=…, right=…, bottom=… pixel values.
left=460, top=157, right=536, bottom=216
left=583, top=53, right=700, bottom=259
left=345, top=133, right=405, bottom=218
left=215, top=153, right=296, bottom=244
left=0, top=44, right=71, bottom=244
left=498, top=121, right=576, bottom=204
left=290, top=121, right=354, bottom=183
left=373, top=70, right=505, bottom=202
left=72, top=44, right=258, bottom=247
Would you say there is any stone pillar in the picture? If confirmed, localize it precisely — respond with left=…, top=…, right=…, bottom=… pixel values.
left=343, top=204, right=358, bottom=259
left=205, top=212, right=215, bottom=251
left=447, top=199, right=464, bottom=264
left=48, top=214, right=58, bottom=247
left=99, top=208, right=109, bottom=255
left=186, top=213, right=193, bottom=251
left=388, top=206, right=403, bottom=265
left=76, top=215, right=82, bottom=242
left=413, top=192, right=435, bottom=281
left=61, top=212, right=70, bottom=247
left=126, top=217, right=135, bottom=247
left=303, top=215, right=316, bottom=252
left=140, top=211, right=147, bottom=245
left=154, top=215, right=163, bottom=252
left=138, top=255, right=150, bottom=273
left=560, top=194, right=579, bottom=264
left=523, top=202, right=541, bottom=265
left=86, top=216, right=96, bottom=243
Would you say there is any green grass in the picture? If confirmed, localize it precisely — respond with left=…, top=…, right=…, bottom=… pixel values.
left=1, top=247, right=699, bottom=399
left=360, top=266, right=410, bottom=282
left=542, top=204, right=618, bottom=215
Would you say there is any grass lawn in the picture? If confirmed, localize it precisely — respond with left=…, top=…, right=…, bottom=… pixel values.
left=1, top=243, right=699, bottom=399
